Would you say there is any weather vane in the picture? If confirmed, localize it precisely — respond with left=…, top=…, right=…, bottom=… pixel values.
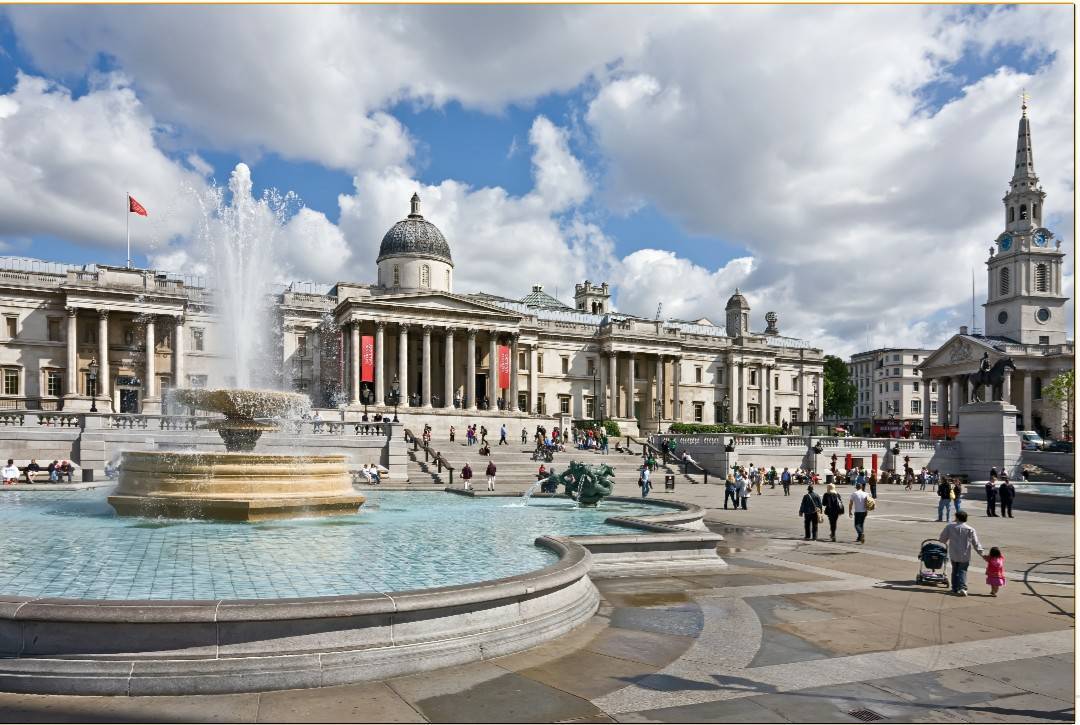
left=1020, top=88, right=1031, bottom=115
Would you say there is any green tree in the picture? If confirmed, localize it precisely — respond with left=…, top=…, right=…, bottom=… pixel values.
left=1043, top=370, right=1074, bottom=439
left=823, top=354, right=857, bottom=419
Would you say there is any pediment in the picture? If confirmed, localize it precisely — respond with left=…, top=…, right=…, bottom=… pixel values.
left=346, top=292, right=522, bottom=319
left=920, top=335, right=1002, bottom=371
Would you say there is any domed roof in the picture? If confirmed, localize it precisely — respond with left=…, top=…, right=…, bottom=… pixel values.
left=725, top=288, right=750, bottom=309
left=376, top=193, right=453, bottom=266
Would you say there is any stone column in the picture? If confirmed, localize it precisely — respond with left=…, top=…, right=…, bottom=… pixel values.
left=172, top=315, right=184, bottom=393
left=65, top=307, right=77, bottom=398
left=799, top=365, right=807, bottom=422
left=466, top=329, right=477, bottom=410
left=374, top=322, right=386, bottom=406
left=625, top=353, right=635, bottom=419
left=672, top=356, right=681, bottom=422
left=1022, top=371, right=1033, bottom=429
left=350, top=322, right=361, bottom=405
left=531, top=345, right=540, bottom=414
left=145, top=317, right=157, bottom=400
left=655, top=354, right=665, bottom=421
left=764, top=364, right=773, bottom=426
left=937, top=378, right=948, bottom=426
left=444, top=327, right=454, bottom=408
left=510, top=334, right=520, bottom=411
left=950, top=378, right=961, bottom=426
left=421, top=325, right=432, bottom=407
left=488, top=334, right=499, bottom=408
left=398, top=324, right=410, bottom=407
left=1002, top=369, right=1012, bottom=404
left=97, top=311, right=110, bottom=402
left=607, top=352, right=618, bottom=418
left=739, top=362, right=748, bottom=423
left=727, top=358, right=738, bottom=423
left=922, top=378, right=931, bottom=436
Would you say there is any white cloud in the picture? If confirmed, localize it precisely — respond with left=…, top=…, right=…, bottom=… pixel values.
left=0, top=72, right=205, bottom=256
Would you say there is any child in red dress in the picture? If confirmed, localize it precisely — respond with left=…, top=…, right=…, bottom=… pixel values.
left=984, top=546, right=1006, bottom=597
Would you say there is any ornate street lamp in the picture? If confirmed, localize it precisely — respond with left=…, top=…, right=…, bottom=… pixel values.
left=721, top=394, right=730, bottom=424
left=361, top=386, right=373, bottom=419
left=387, top=375, right=402, bottom=423
left=654, top=397, right=663, bottom=435
left=88, top=358, right=99, bottom=413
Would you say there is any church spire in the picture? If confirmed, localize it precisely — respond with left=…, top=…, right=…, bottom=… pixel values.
left=1012, top=90, right=1036, bottom=184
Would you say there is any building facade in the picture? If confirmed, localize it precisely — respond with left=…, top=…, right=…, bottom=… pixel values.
left=918, top=102, right=1073, bottom=439
left=0, top=199, right=824, bottom=433
left=846, top=348, right=939, bottom=437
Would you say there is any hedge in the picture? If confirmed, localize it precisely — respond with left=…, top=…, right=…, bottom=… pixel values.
left=573, top=419, right=622, bottom=437
left=668, top=423, right=784, bottom=435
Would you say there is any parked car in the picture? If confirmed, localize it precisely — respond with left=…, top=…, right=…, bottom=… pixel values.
left=1019, top=431, right=1046, bottom=451
left=1044, top=439, right=1074, bottom=453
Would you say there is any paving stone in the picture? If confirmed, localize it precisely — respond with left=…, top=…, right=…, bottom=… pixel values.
left=584, top=626, right=696, bottom=669
left=516, top=649, right=661, bottom=701
left=600, top=591, right=691, bottom=609
left=864, top=668, right=1028, bottom=707
left=963, top=655, right=1076, bottom=704
left=749, top=624, right=831, bottom=667
left=750, top=681, right=925, bottom=723
left=772, top=616, right=936, bottom=657
left=853, top=608, right=1017, bottom=647
left=255, top=682, right=424, bottom=723
left=948, top=692, right=1076, bottom=723
left=614, top=695, right=788, bottom=722
left=744, top=594, right=837, bottom=626
left=0, top=692, right=260, bottom=723
left=608, top=604, right=704, bottom=638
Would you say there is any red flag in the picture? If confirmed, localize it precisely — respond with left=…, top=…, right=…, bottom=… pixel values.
left=361, top=335, right=375, bottom=383
left=128, top=195, right=148, bottom=216
left=498, top=345, right=511, bottom=390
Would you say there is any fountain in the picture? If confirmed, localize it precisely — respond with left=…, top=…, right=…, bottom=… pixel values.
left=108, top=388, right=365, bottom=521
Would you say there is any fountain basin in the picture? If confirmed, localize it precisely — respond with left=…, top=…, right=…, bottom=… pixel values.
left=109, top=451, right=365, bottom=521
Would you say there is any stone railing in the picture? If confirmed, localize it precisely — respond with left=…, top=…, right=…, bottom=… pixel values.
left=0, top=398, right=62, bottom=411
left=36, top=414, right=82, bottom=428
left=103, top=414, right=218, bottom=431
left=0, top=413, right=25, bottom=427
left=0, top=270, right=63, bottom=287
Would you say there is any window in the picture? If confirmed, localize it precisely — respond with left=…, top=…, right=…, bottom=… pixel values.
left=749, top=369, right=757, bottom=386
left=561, top=357, right=569, bottom=375
left=695, top=366, right=702, bottom=383
left=930, top=401, right=938, bottom=416
left=1032, top=203, right=1039, bottom=220
left=1035, top=264, right=1049, bottom=292
left=879, top=402, right=884, bottom=416
left=4, top=316, right=15, bottom=339
left=1039, top=335, right=1050, bottom=345
left=124, top=326, right=136, bottom=346
left=80, top=322, right=97, bottom=344
left=911, top=399, right=921, bottom=414
left=1036, top=308, right=1051, bottom=323
left=930, top=382, right=936, bottom=393
left=297, top=335, right=308, bottom=358
left=585, top=396, right=595, bottom=418
left=792, top=376, right=799, bottom=391
left=519, top=351, right=527, bottom=369
left=45, top=370, right=62, bottom=397
left=893, top=367, right=900, bottom=376
left=1019, top=204, right=1028, bottom=220
left=1008, top=206, right=1015, bottom=223
left=2, top=368, right=18, bottom=396
left=537, top=393, right=546, bottom=414
left=893, top=382, right=900, bottom=392
left=789, top=407, right=799, bottom=423
left=537, top=354, right=544, bottom=374
left=1033, top=377, right=1043, bottom=400
left=913, top=354, right=919, bottom=362
left=392, top=265, right=400, bottom=287
left=188, top=375, right=208, bottom=388
left=748, top=405, right=758, bottom=424
left=559, top=395, right=571, bottom=415
left=586, top=358, right=595, bottom=376
left=773, top=407, right=781, bottom=426
left=774, top=375, right=779, bottom=390
left=192, top=328, right=205, bottom=352
left=84, top=371, right=98, bottom=398
left=892, top=354, right=900, bottom=362
left=518, top=392, right=527, bottom=411
left=445, top=269, right=451, bottom=288
left=1000, top=268, right=1010, bottom=295
left=693, top=402, right=704, bottom=423
left=913, top=381, right=920, bottom=393
left=420, top=264, right=430, bottom=288
left=47, top=318, right=61, bottom=342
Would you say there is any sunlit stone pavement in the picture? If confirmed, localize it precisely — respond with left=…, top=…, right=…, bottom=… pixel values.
left=0, top=484, right=1072, bottom=723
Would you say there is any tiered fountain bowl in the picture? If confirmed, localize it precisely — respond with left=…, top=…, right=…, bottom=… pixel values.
left=108, top=388, right=365, bottom=521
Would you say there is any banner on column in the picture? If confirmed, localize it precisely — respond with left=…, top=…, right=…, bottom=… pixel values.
left=497, top=345, right=511, bottom=390
left=361, top=335, right=375, bottom=383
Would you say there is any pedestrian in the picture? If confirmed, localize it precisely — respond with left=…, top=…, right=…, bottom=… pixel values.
left=768, top=466, right=778, bottom=489
left=24, top=458, right=40, bottom=483
left=460, top=462, right=473, bottom=491
left=953, top=479, right=964, bottom=513
left=738, top=471, right=750, bottom=510
left=798, top=484, right=823, bottom=541
left=47, top=460, right=58, bottom=482
left=781, top=467, right=792, bottom=496
left=822, top=482, right=845, bottom=541
left=485, top=460, right=497, bottom=491
left=936, top=476, right=953, bottom=522
left=999, top=477, right=1015, bottom=518
left=449, top=425, right=456, bottom=443
left=868, top=471, right=878, bottom=499
left=918, top=467, right=928, bottom=491
left=480, top=425, right=488, bottom=445
left=499, top=424, right=508, bottom=446
left=984, top=546, right=1006, bottom=597
left=750, top=465, right=762, bottom=495
left=848, top=482, right=871, bottom=543
left=601, top=434, right=609, bottom=454
left=1, top=459, right=19, bottom=485
left=985, top=477, right=998, bottom=517
left=638, top=465, right=651, bottom=498
left=724, top=474, right=738, bottom=509
left=521, top=427, right=528, bottom=445
left=938, top=510, right=985, bottom=596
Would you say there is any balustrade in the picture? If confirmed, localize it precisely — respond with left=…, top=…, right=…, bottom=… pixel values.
left=37, top=414, right=81, bottom=428
left=0, top=413, right=25, bottom=427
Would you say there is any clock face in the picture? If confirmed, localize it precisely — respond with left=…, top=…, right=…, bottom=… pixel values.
left=999, top=234, right=1013, bottom=251
left=1034, top=231, right=1048, bottom=247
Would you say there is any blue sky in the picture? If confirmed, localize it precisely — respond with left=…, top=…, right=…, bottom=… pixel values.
left=0, top=5, right=1071, bottom=355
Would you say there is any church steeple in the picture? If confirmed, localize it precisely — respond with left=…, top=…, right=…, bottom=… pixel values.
left=1011, top=91, right=1037, bottom=185
left=1001, top=92, right=1045, bottom=234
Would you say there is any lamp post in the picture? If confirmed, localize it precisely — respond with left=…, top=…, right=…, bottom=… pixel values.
left=808, top=399, right=818, bottom=437
left=361, top=386, right=373, bottom=419
left=88, top=358, right=99, bottom=413
left=654, top=397, right=663, bottom=435
left=388, top=375, right=402, bottom=423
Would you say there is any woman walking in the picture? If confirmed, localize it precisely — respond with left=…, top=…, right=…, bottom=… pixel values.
left=822, top=482, right=845, bottom=542
left=798, top=484, right=823, bottom=541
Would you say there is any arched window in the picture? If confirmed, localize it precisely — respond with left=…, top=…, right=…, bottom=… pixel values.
left=999, top=267, right=1010, bottom=296
left=445, top=269, right=451, bottom=289
left=1008, top=207, right=1015, bottom=223
left=1032, top=203, right=1039, bottom=220
left=420, top=264, right=430, bottom=288
left=392, top=265, right=400, bottom=287
left=1020, top=204, right=1028, bottom=220
left=1035, top=263, right=1049, bottom=292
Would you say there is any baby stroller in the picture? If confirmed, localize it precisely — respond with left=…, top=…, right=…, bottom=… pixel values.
left=916, top=539, right=949, bottom=586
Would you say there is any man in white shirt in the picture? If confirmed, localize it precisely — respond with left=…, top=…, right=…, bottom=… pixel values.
left=1, top=459, right=20, bottom=485
left=848, top=482, right=870, bottom=543
left=938, top=510, right=985, bottom=596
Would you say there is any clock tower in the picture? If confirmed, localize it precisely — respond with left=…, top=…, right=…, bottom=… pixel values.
left=984, top=98, right=1067, bottom=345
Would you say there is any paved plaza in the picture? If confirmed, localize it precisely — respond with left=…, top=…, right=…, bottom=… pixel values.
left=0, top=482, right=1071, bottom=723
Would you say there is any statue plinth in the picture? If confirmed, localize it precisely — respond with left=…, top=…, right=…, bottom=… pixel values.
left=956, top=401, right=1022, bottom=480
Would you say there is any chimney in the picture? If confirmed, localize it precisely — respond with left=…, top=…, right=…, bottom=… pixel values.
left=959, top=325, right=968, bottom=335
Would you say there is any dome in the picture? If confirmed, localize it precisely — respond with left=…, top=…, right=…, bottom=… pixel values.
left=725, top=288, right=750, bottom=310
left=376, top=193, right=453, bottom=266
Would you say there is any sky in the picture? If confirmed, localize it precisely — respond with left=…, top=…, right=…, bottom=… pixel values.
left=0, top=4, right=1073, bottom=358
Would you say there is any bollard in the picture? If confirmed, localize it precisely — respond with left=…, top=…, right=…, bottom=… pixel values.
left=664, top=474, right=675, bottom=491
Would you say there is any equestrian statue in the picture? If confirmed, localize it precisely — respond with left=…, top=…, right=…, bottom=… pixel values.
left=966, top=353, right=1017, bottom=402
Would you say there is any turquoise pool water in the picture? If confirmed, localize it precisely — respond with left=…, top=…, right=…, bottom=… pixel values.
left=0, top=490, right=666, bottom=601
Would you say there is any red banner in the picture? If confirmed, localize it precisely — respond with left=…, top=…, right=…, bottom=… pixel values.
left=497, top=345, right=511, bottom=390
left=361, top=335, right=375, bottom=383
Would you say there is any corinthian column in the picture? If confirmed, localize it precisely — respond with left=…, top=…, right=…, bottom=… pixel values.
left=398, top=324, right=410, bottom=407
left=97, top=311, right=110, bottom=403
left=172, top=314, right=184, bottom=393
left=65, top=307, right=77, bottom=399
left=466, top=328, right=477, bottom=410
left=607, top=351, right=618, bottom=418
left=350, top=322, right=361, bottom=405
left=510, top=334, right=520, bottom=411
left=374, top=322, right=385, bottom=405
left=444, top=327, right=455, bottom=408
left=421, top=325, right=432, bottom=407
left=145, top=317, right=157, bottom=401
left=488, top=334, right=499, bottom=408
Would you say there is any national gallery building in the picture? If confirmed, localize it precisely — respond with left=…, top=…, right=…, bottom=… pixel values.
left=0, top=194, right=824, bottom=435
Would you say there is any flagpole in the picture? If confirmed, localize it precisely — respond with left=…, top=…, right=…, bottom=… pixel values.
left=126, top=192, right=131, bottom=268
